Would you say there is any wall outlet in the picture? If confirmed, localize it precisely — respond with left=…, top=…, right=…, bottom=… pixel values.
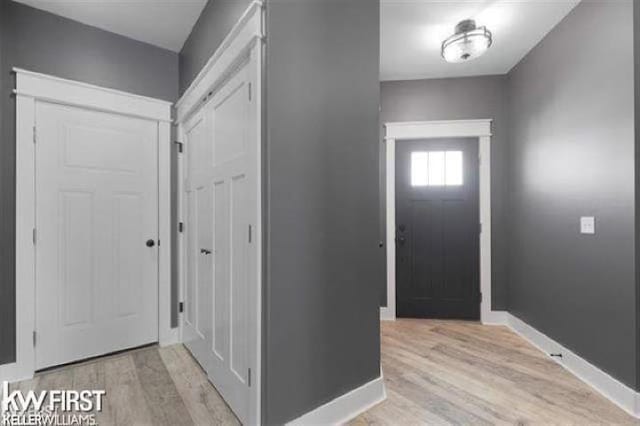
left=580, top=216, right=595, bottom=235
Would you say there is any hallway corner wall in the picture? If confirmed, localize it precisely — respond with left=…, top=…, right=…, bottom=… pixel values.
left=263, top=0, right=382, bottom=422
left=507, top=0, right=637, bottom=390
left=178, top=0, right=252, bottom=95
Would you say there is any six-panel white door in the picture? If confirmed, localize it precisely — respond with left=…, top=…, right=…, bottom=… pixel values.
left=35, top=101, right=159, bottom=370
left=183, top=61, right=256, bottom=424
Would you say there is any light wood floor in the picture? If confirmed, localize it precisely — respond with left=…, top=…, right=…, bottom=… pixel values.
left=353, top=319, right=637, bottom=425
left=11, top=321, right=637, bottom=425
left=11, top=344, right=239, bottom=426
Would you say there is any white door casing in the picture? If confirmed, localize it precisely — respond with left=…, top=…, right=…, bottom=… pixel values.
left=383, top=120, right=501, bottom=325
left=176, top=2, right=263, bottom=424
left=35, top=102, right=159, bottom=370
left=7, top=68, right=173, bottom=384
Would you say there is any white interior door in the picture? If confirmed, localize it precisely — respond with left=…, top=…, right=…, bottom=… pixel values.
left=183, top=60, right=257, bottom=424
left=35, top=101, right=159, bottom=370
left=183, top=109, right=212, bottom=368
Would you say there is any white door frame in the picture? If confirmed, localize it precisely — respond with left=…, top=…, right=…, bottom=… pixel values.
left=174, top=2, right=264, bottom=424
left=383, top=119, right=500, bottom=324
left=2, top=68, right=175, bottom=384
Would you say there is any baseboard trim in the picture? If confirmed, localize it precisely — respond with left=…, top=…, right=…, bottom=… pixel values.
left=287, top=375, right=387, bottom=425
left=159, top=327, right=181, bottom=347
left=380, top=307, right=395, bottom=321
left=502, top=313, right=640, bottom=418
left=481, top=310, right=508, bottom=325
left=381, top=309, right=508, bottom=323
left=0, top=362, right=33, bottom=384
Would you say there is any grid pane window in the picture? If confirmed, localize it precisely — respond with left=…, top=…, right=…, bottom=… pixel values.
left=411, top=150, right=463, bottom=187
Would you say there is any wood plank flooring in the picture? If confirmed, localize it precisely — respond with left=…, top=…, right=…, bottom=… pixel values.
left=10, top=320, right=636, bottom=425
left=353, top=319, right=637, bottom=425
left=10, top=345, right=239, bottom=426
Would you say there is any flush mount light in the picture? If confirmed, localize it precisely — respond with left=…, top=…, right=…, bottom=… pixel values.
left=441, top=19, right=492, bottom=63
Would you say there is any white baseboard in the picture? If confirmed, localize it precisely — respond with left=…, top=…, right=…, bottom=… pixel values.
left=380, top=307, right=395, bottom=321
left=0, top=362, right=33, bottom=384
left=481, top=310, right=508, bottom=325
left=502, top=313, right=640, bottom=418
left=383, top=309, right=507, bottom=324
left=287, top=375, right=387, bottom=425
left=159, top=327, right=181, bottom=347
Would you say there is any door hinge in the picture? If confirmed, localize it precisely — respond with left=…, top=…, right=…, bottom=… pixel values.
left=479, top=223, right=482, bottom=234
left=33, top=126, right=37, bottom=144
left=32, top=228, right=37, bottom=245
left=33, top=331, right=37, bottom=347
left=179, top=222, right=184, bottom=233
left=248, top=83, right=252, bottom=101
left=179, top=302, right=184, bottom=313
left=479, top=292, right=483, bottom=303
left=174, top=141, right=184, bottom=153
left=248, top=225, right=252, bottom=243
left=248, top=368, right=252, bottom=387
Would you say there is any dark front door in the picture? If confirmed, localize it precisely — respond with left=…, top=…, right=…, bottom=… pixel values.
left=396, top=138, right=480, bottom=319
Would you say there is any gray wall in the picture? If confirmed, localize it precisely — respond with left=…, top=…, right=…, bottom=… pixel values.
left=179, top=0, right=251, bottom=95
left=0, top=0, right=10, bottom=367
left=380, top=76, right=509, bottom=309
left=507, top=0, right=637, bottom=389
left=264, top=0, right=381, bottom=423
left=0, top=1, right=179, bottom=366
left=635, top=0, right=640, bottom=392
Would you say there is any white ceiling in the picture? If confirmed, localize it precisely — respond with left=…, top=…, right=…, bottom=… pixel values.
left=381, top=0, right=581, bottom=81
left=12, top=0, right=207, bottom=52
left=12, top=0, right=581, bottom=73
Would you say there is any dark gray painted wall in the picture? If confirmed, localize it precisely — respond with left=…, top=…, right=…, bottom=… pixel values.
left=0, top=0, right=11, bottom=367
left=264, top=0, right=381, bottom=423
left=178, top=0, right=251, bottom=95
left=635, top=0, right=640, bottom=392
left=0, top=1, right=179, bottom=366
left=5, top=2, right=179, bottom=101
left=507, top=0, right=637, bottom=389
left=380, top=76, right=509, bottom=309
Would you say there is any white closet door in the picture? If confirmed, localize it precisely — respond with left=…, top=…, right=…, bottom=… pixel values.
left=35, top=101, right=159, bottom=370
left=208, top=67, right=252, bottom=423
left=184, top=61, right=256, bottom=424
left=183, top=110, right=213, bottom=368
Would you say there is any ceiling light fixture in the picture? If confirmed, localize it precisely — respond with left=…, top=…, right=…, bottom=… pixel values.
left=441, top=19, right=492, bottom=63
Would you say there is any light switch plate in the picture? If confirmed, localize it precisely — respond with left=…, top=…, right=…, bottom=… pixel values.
left=580, top=216, right=595, bottom=235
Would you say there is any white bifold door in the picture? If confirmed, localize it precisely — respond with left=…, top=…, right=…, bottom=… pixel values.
left=35, top=101, right=159, bottom=370
left=183, top=60, right=258, bottom=424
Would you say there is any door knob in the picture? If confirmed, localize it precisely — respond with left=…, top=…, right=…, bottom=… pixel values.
left=146, top=239, right=156, bottom=248
left=200, top=248, right=212, bottom=255
left=397, top=236, right=406, bottom=246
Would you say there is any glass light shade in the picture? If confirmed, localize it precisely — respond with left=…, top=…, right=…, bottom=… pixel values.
left=442, top=20, right=492, bottom=63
